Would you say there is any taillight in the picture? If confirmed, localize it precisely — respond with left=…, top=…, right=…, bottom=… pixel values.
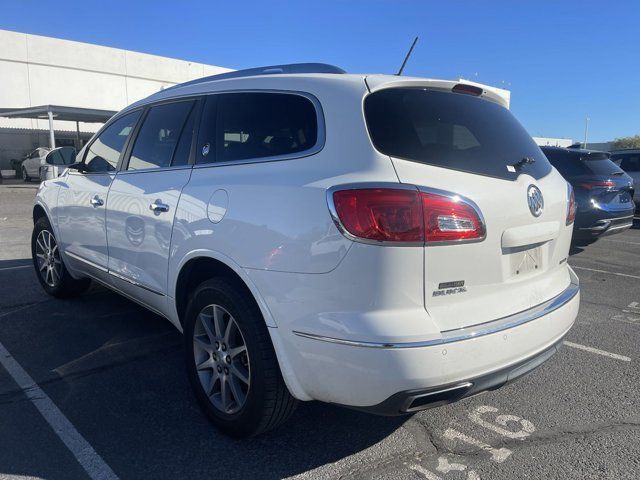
left=576, top=180, right=615, bottom=190
left=566, top=183, right=576, bottom=225
left=330, top=187, right=485, bottom=244
left=421, top=192, right=485, bottom=242
left=332, top=189, right=423, bottom=242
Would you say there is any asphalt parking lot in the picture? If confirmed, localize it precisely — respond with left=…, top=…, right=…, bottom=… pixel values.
left=0, top=179, right=638, bottom=480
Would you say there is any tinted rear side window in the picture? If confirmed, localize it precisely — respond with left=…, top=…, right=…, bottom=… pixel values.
left=196, top=92, right=318, bottom=164
left=364, top=88, right=551, bottom=180
left=128, top=100, right=195, bottom=170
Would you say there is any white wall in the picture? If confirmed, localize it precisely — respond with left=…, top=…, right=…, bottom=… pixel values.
left=0, top=29, right=231, bottom=133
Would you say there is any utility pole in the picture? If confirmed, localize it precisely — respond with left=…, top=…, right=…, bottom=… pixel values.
left=583, top=116, right=590, bottom=149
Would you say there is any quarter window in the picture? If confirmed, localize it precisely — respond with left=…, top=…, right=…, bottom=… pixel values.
left=85, top=111, right=141, bottom=173
left=128, top=101, right=196, bottom=170
left=196, top=92, right=318, bottom=164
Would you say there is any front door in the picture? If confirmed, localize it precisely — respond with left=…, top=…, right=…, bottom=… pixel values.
left=57, top=111, right=142, bottom=276
left=105, top=99, right=197, bottom=314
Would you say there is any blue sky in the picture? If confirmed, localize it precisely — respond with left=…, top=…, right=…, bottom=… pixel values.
left=2, top=0, right=639, bottom=142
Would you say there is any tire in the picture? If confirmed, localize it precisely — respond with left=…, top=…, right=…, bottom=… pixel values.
left=22, top=167, right=30, bottom=182
left=31, top=217, right=91, bottom=298
left=184, top=277, right=297, bottom=437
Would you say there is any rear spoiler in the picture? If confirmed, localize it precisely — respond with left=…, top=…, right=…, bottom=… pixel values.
left=364, top=75, right=511, bottom=109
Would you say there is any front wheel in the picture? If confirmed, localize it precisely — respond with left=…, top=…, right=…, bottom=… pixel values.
left=31, top=217, right=91, bottom=297
left=184, top=278, right=297, bottom=437
left=22, top=167, right=30, bottom=182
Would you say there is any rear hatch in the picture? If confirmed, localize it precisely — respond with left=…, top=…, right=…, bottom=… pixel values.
left=364, top=85, right=574, bottom=332
left=547, top=150, right=635, bottom=211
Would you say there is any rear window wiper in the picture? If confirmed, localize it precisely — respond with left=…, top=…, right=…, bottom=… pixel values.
left=610, top=171, right=625, bottom=176
left=508, top=156, right=536, bottom=172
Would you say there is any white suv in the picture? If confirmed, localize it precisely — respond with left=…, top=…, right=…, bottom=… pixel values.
left=32, top=63, right=580, bottom=437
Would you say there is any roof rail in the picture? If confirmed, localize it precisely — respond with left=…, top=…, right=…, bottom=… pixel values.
left=164, top=63, right=346, bottom=92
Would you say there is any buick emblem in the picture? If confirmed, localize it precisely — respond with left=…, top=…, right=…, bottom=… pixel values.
left=527, top=185, right=544, bottom=217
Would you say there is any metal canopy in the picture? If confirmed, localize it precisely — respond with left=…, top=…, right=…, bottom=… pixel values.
left=0, top=105, right=116, bottom=123
left=0, top=105, right=116, bottom=148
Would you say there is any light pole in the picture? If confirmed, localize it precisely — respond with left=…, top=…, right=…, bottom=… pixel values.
left=583, top=116, right=590, bottom=149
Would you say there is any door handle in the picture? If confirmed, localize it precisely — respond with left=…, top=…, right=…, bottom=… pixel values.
left=90, top=195, right=104, bottom=207
left=149, top=200, right=170, bottom=213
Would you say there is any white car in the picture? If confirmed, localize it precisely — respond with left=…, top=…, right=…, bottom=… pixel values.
left=21, top=147, right=51, bottom=181
left=32, top=63, right=580, bottom=437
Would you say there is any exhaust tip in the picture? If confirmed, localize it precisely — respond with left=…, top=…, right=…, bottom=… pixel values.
left=404, top=382, right=473, bottom=412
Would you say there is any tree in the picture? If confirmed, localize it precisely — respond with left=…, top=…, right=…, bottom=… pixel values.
left=611, top=135, right=640, bottom=150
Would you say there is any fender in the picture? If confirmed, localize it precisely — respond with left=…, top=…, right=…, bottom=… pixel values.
left=169, top=248, right=278, bottom=328
left=33, top=182, right=63, bottom=247
left=169, top=248, right=313, bottom=401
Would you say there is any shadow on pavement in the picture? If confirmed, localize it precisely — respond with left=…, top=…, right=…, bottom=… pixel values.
left=0, top=279, right=407, bottom=480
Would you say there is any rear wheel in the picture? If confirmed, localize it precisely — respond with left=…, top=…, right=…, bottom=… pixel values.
left=184, top=278, right=297, bottom=437
left=31, top=217, right=91, bottom=297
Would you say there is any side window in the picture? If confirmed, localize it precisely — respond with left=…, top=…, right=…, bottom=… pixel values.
left=85, top=111, right=141, bottom=173
left=620, top=155, right=640, bottom=172
left=196, top=92, right=318, bottom=164
left=128, top=101, right=195, bottom=170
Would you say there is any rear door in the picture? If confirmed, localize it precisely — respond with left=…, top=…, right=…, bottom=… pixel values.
left=364, top=86, right=573, bottom=332
left=105, top=99, right=197, bottom=313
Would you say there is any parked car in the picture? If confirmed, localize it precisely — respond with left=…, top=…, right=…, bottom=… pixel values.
left=541, top=146, right=635, bottom=242
left=21, top=147, right=51, bottom=181
left=31, top=63, right=580, bottom=437
left=610, top=149, right=640, bottom=208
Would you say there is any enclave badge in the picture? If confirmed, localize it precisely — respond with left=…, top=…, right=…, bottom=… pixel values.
left=527, top=185, right=544, bottom=217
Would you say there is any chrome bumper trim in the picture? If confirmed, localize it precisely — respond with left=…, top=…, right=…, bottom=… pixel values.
left=293, top=268, right=579, bottom=349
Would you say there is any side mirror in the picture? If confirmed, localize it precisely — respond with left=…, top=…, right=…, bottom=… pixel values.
left=45, top=146, right=77, bottom=166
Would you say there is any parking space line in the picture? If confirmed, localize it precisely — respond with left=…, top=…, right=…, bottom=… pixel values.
left=0, top=265, right=31, bottom=272
left=0, top=341, right=119, bottom=480
left=571, top=265, right=640, bottom=280
left=564, top=341, right=631, bottom=362
left=599, top=238, right=640, bottom=246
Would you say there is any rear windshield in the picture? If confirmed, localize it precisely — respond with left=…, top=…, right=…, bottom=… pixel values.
left=364, top=88, right=551, bottom=180
left=582, top=159, right=624, bottom=175
left=543, top=149, right=624, bottom=177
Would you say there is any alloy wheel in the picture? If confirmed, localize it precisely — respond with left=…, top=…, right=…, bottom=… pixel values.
left=35, top=230, right=62, bottom=287
left=193, top=304, right=251, bottom=414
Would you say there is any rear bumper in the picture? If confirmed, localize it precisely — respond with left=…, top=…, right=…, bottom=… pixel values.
left=574, top=208, right=635, bottom=239
left=279, top=268, right=580, bottom=408
left=354, top=334, right=564, bottom=415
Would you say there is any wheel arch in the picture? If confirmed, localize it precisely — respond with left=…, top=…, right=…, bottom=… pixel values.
left=173, top=252, right=277, bottom=330
left=33, top=203, right=48, bottom=224
left=171, top=251, right=311, bottom=401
